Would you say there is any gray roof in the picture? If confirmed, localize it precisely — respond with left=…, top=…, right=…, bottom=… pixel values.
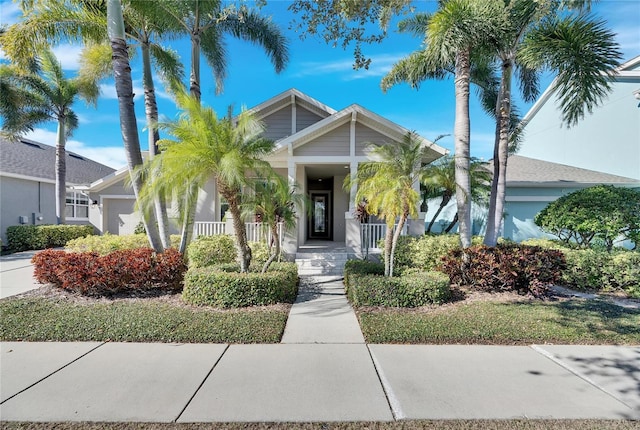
left=500, top=155, right=640, bottom=186
left=1, top=137, right=115, bottom=184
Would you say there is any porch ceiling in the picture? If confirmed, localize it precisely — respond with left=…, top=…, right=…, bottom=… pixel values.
left=305, top=164, right=350, bottom=180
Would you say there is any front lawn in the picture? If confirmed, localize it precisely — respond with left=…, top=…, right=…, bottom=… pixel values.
left=0, top=294, right=289, bottom=343
left=358, top=296, right=640, bottom=345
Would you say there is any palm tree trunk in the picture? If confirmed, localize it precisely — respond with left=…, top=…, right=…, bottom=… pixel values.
left=426, top=193, right=452, bottom=233
left=444, top=212, right=458, bottom=233
left=484, top=58, right=512, bottom=247
left=141, top=42, right=171, bottom=249
left=55, top=119, right=66, bottom=224
left=224, top=188, right=252, bottom=272
left=107, top=0, right=163, bottom=253
left=262, top=223, right=280, bottom=273
left=383, top=221, right=394, bottom=277
left=453, top=48, right=473, bottom=249
left=388, top=214, right=407, bottom=278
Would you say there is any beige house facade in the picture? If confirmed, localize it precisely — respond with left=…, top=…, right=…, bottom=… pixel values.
left=81, top=89, right=447, bottom=256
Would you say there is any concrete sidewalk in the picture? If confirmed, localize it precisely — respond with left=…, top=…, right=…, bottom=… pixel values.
left=1, top=342, right=638, bottom=422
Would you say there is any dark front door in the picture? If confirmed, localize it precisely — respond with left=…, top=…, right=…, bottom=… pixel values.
left=309, top=192, right=331, bottom=239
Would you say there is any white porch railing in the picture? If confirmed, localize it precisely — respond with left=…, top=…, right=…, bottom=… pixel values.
left=360, top=222, right=408, bottom=251
left=193, top=222, right=226, bottom=237
left=193, top=221, right=283, bottom=247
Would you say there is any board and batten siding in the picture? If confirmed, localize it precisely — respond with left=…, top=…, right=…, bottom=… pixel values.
left=262, top=107, right=293, bottom=142
left=294, top=123, right=350, bottom=156
left=296, top=106, right=324, bottom=132
left=355, top=123, right=391, bottom=156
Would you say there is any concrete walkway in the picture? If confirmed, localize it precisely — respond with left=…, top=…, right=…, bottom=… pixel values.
left=0, top=250, right=40, bottom=299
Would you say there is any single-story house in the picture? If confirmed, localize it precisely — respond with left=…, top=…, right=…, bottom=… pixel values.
left=0, top=137, right=115, bottom=244
left=78, top=88, right=448, bottom=256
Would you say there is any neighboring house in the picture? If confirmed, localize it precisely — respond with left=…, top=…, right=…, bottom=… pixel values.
left=500, top=155, right=640, bottom=242
left=517, top=55, right=640, bottom=180
left=79, top=88, right=448, bottom=256
left=0, top=137, right=115, bottom=244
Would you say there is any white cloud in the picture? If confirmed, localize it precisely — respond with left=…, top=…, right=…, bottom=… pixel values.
left=24, top=128, right=127, bottom=169
left=293, top=53, right=407, bottom=81
left=0, top=1, right=22, bottom=26
left=51, top=44, right=84, bottom=71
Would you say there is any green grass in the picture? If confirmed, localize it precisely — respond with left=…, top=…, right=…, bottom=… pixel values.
left=0, top=297, right=289, bottom=343
left=358, top=299, right=640, bottom=345
left=1, top=420, right=638, bottom=429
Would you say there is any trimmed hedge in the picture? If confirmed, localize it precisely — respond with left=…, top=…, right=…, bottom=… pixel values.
left=522, top=239, right=640, bottom=298
left=187, top=235, right=281, bottom=269
left=32, top=248, right=187, bottom=295
left=343, top=259, right=385, bottom=288
left=440, top=244, right=565, bottom=296
left=345, top=270, right=451, bottom=307
left=65, top=233, right=180, bottom=255
left=182, top=262, right=298, bottom=308
left=7, top=225, right=94, bottom=251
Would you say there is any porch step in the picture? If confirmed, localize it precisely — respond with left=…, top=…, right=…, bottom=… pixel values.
left=295, top=252, right=348, bottom=276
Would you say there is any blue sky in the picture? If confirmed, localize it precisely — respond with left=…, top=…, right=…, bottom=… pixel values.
left=1, top=0, right=639, bottom=169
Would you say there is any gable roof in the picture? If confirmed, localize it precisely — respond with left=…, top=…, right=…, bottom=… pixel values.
left=272, top=103, right=448, bottom=162
left=0, top=137, right=115, bottom=185
left=502, top=155, right=640, bottom=187
left=521, top=54, right=640, bottom=127
left=248, top=88, right=337, bottom=121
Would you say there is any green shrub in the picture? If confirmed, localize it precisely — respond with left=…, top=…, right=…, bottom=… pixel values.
left=344, top=259, right=385, bottom=288
left=187, top=235, right=236, bottom=268
left=32, top=248, right=186, bottom=295
left=187, top=235, right=282, bottom=269
left=440, top=244, right=565, bottom=296
left=380, top=234, right=484, bottom=274
left=182, top=262, right=298, bottom=308
left=7, top=224, right=94, bottom=251
left=560, top=248, right=610, bottom=291
left=603, top=252, right=640, bottom=298
left=346, top=271, right=450, bottom=307
left=66, top=233, right=180, bottom=255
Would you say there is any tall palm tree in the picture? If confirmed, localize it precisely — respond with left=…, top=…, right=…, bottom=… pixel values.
left=346, top=132, right=431, bottom=277
left=422, top=155, right=491, bottom=233
left=106, top=0, right=163, bottom=252
left=381, top=0, right=502, bottom=249
left=148, top=0, right=289, bottom=253
left=145, top=89, right=275, bottom=272
left=482, top=0, right=622, bottom=246
left=0, top=49, right=99, bottom=225
left=243, top=174, right=306, bottom=273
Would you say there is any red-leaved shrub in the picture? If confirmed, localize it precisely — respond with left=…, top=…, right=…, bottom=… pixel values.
left=32, top=248, right=186, bottom=295
left=439, top=244, right=565, bottom=296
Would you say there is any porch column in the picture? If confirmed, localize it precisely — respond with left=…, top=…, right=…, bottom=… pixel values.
left=283, top=158, right=298, bottom=257
left=348, top=161, right=358, bottom=212
left=408, top=178, right=426, bottom=236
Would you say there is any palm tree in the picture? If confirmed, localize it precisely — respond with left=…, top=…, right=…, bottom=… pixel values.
left=422, top=155, right=491, bottom=233
left=346, top=132, right=431, bottom=277
left=482, top=0, right=622, bottom=246
left=106, top=0, right=163, bottom=252
left=381, top=0, right=502, bottom=248
left=0, top=49, right=99, bottom=225
left=145, top=89, right=275, bottom=272
left=148, top=0, right=289, bottom=253
left=244, top=174, right=306, bottom=273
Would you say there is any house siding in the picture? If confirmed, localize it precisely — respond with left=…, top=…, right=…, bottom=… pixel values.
left=0, top=177, right=56, bottom=243
left=294, top=123, right=350, bottom=156
left=262, top=107, right=292, bottom=142
left=518, top=78, right=640, bottom=180
left=105, top=198, right=139, bottom=235
left=296, top=106, right=323, bottom=132
left=355, top=123, right=390, bottom=156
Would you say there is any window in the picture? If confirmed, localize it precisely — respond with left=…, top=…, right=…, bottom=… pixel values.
left=66, top=191, right=90, bottom=219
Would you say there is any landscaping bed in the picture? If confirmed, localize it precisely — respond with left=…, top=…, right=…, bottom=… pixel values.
left=357, top=287, right=640, bottom=345
left=0, top=285, right=290, bottom=343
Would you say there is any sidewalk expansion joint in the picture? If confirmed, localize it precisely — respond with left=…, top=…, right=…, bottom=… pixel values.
left=0, top=264, right=34, bottom=273
left=174, top=343, right=230, bottom=422
left=366, top=345, right=405, bottom=421
left=0, top=341, right=107, bottom=405
left=530, top=345, right=634, bottom=411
